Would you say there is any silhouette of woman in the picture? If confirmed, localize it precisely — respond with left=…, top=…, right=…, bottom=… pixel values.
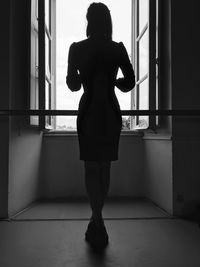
left=66, top=2, right=135, bottom=249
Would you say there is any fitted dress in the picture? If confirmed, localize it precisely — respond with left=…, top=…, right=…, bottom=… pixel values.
left=66, top=37, right=135, bottom=161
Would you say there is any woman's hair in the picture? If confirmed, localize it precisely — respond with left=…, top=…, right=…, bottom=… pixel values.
left=86, top=2, right=112, bottom=40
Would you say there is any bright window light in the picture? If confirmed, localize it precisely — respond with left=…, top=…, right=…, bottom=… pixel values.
left=56, top=0, right=132, bottom=130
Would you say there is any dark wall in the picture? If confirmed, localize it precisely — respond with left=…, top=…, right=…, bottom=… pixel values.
left=0, top=1, right=11, bottom=109
left=8, top=0, right=43, bottom=216
left=171, top=0, right=200, bottom=216
left=158, top=0, right=172, bottom=133
left=144, top=0, right=200, bottom=216
left=0, top=0, right=11, bottom=218
left=171, top=0, right=200, bottom=110
left=171, top=0, right=200, bottom=139
left=143, top=0, right=173, bottom=214
left=41, top=135, right=144, bottom=199
left=10, top=0, right=30, bottom=110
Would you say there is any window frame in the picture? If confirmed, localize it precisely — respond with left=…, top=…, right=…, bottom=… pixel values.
left=44, top=0, right=56, bottom=130
left=132, top=0, right=158, bottom=131
left=29, top=0, right=39, bottom=126
left=30, top=0, right=56, bottom=129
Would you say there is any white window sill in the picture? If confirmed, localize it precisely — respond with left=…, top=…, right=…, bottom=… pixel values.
left=143, top=134, right=172, bottom=140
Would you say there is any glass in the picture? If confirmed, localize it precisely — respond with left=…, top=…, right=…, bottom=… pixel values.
left=35, top=36, right=39, bottom=78
left=45, top=80, right=50, bottom=110
left=122, top=116, right=132, bottom=131
left=55, top=116, right=77, bottom=131
left=139, top=0, right=149, bottom=32
left=45, top=80, right=52, bottom=128
left=56, top=0, right=132, bottom=130
left=156, top=61, right=159, bottom=125
left=138, top=78, right=149, bottom=128
left=45, top=0, right=50, bottom=31
left=30, top=79, right=39, bottom=125
left=116, top=68, right=131, bottom=111
left=35, top=0, right=38, bottom=19
left=54, top=116, right=134, bottom=131
left=30, top=0, right=39, bottom=126
left=139, top=29, right=148, bottom=79
left=45, top=33, right=51, bottom=79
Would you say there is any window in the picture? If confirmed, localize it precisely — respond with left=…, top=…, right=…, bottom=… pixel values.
left=132, top=0, right=158, bottom=130
left=30, top=0, right=39, bottom=125
left=55, top=0, right=132, bottom=131
left=44, top=0, right=56, bottom=129
left=30, top=0, right=56, bottom=128
left=30, top=0, right=158, bottom=131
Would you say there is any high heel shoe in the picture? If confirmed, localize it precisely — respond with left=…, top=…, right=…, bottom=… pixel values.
left=85, top=220, right=109, bottom=249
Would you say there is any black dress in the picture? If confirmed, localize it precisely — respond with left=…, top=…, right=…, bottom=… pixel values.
left=66, top=37, right=135, bottom=161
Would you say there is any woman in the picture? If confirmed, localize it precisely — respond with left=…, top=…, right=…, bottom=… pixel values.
left=66, top=2, right=135, bottom=249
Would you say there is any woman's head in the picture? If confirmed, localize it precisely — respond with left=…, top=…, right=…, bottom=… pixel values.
left=86, top=2, right=112, bottom=40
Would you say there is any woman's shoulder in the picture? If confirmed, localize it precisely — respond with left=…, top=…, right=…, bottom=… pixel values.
left=71, top=39, right=89, bottom=48
left=109, top=40, right=124, bottom=45
left=109, top=41, right=126, bottom=52
left=115, top=41, right=126, bottom=49
left=69, top=39, right=90, bottom=56
left=69, top=39, right=126, bottom=56
left=70, top=39, right=124, bottom=47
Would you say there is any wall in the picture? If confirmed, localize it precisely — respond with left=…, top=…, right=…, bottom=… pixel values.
left=40, top=134, right=144, bottom=199
left=0, top=117, right=9, bottom=218
left=144, top=138, right=173, bottom=214
left=0, top=0, right=11, bottom=218
left=8, top=0, right=43, bottom=216
left=171, top=0, right=200, bottom=216
left=8, top=124, right=42, bottom=216
left=143, top=0, right=173, bottom=214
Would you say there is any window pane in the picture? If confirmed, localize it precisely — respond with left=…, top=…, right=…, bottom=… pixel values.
left=45, top=0, right=50, bottom=30
left=45, top=80, right=50, bottom=109
left=138, top=78, right=149, bottom=128
left=30, top=0, right=39, bottom=126
left=56, top=0, right=132, bottom=131
left=115, top=67, right=131, bottom=110
left=139, top=0, right=148, bottom=32
left=45, top=80, right=52, bottom=128
left=45, top=33, right=51, bottom=78
left=56, top=116, right=77, bottom=131
left=36, top=0, right=38, bottom=19
left=139, top=29, right=148, bottom=79
left=45, top=115, right=52, bottom=129
left=122, top=116, right=131, bottom=131
left=54, top=116, right=134, bottom=131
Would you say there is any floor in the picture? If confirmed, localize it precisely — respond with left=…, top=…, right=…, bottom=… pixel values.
left=10, top=198, right=169, bottom=220
left=1, top=199, right=200, bottom=267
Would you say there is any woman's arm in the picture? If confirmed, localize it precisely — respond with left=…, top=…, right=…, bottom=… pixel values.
left=66, top=43, right=81, bottom=91
left=115, top=42, right=135, bottom=92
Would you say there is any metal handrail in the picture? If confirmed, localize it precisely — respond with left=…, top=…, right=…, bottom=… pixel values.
left=0, top=110, right=200, bottom=116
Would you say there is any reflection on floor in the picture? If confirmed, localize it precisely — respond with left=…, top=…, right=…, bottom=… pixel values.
left=1, top=199, right=200, bottom=267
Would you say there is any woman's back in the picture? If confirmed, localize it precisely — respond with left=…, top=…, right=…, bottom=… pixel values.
left=68, top=39, right=134, bottom=111
left=69, top=38, right=120, bottom=90
left=67, top=38, right=135, bottom=139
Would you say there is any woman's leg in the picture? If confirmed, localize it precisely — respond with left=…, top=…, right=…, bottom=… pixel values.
left=84, top=161, right=104, bottom=226
left=84, top=160, right=111, bottom=226
left=99, top=161, right=111, bottom=204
